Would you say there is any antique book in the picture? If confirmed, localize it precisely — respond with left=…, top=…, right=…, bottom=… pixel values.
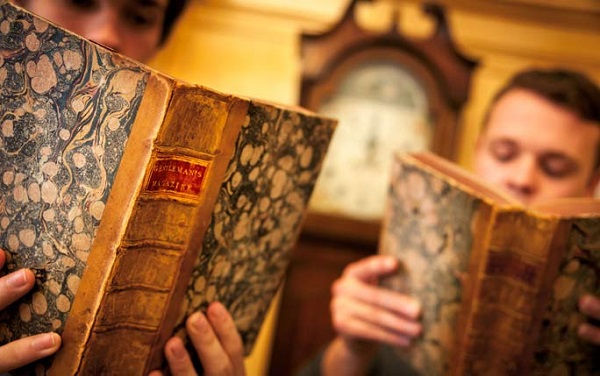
left=379, top=152, right=600, bottom=376
left=0, top=1, right=336, bottom=374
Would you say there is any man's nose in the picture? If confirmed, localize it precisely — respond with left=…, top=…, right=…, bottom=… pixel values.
left=505, top=156, right=538, bottom=201
left=82, top=9, right=122, bottom=54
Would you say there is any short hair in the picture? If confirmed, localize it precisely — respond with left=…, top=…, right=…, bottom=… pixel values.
left=484, top=68, right=600, bottom=170
left=161, top=0, right=190, bottom=44
left=490, top=68, right=600, bottom=125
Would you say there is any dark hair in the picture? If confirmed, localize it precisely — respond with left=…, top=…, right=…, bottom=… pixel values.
left=490, top=68, right=600, bottom=124
left=485, top=68, right=600, bottom=170
left=161, top=0, right=190, bottom=44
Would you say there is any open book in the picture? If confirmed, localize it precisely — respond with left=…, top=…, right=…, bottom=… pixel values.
left=0, top=2, right=336, bottom=374
left=379, top=152, right=600, bottom=375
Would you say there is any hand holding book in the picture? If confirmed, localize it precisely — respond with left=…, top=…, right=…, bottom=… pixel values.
left=0, top=249, right=61, bottom=372
left=148, top=302, right=245, bottom=376
left=318, top=247, right=600, bottom=376
left=0, top=249, right=245, bottom=375
left=320, top=255, right=422, bottom=376
left=329, top=255, right=422, bottom=347
left=578, top=294, right=600, bottom=345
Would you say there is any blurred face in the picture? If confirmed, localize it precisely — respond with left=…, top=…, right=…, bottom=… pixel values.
left=475, top=89, right=600, bottom=205
left=16, top=0, right=167, bottom=63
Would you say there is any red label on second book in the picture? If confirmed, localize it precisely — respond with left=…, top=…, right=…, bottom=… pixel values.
left=145, top=157, right=209, bottom=197
left=485, top=250, right=539, bottom=287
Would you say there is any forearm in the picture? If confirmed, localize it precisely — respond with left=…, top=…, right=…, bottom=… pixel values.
left=320, top=337, right=377, bottom=376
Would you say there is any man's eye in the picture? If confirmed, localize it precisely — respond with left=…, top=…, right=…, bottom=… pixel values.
left=124, top=10, right=160, bottom=29
left=66, top=0, right=98, bottom=10
left=489, top=142, right=517, bottom=162
left=129, top=14, right=151, bottom=26
left=540, top=158, right=577, bottom=178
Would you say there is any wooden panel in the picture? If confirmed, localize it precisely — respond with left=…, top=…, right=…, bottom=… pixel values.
left=269, top=234, right=376, bottom=375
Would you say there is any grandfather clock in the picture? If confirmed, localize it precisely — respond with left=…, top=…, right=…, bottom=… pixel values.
left=269, top=1, right=478, bottom=374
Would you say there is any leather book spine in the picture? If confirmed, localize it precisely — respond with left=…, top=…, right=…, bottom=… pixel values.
left=50, top=84, right=248, bottom=375
left=458, top=211, right=559, bottom=375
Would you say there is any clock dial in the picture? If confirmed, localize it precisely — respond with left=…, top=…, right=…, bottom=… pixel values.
left=309, top=61, right=432, bottom=220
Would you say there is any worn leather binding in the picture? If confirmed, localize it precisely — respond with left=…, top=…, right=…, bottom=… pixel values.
left=0, top=2, right=337, bottom=374
left=379, top=152, right=600, bottom=376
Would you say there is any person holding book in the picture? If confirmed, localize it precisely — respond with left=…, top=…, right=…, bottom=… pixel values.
left=304, top=68, right=600, bottom=375
left=0, top=1, right=246, bottom=374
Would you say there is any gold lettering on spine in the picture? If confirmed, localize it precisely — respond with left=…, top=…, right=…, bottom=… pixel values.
left=143, top=154, right=211, bottom=200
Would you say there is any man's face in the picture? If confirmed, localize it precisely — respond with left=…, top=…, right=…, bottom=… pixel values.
left=16, top=0, right=167, bottom=63
left=475, top=88, right=600, bottom=205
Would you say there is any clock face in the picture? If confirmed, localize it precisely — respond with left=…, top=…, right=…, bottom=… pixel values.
left=309, top=61, right=432, bottom=220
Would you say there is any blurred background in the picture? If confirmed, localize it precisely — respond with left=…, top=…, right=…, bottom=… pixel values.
left=149, top=0, right=600, bottom=374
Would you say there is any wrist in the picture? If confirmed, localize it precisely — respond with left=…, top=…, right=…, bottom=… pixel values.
left=321, top=337, right=377, bottom=376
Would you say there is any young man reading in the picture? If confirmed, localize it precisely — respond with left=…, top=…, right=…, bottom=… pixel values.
left=0, top=1, right=246, bottom=374
left=310, top=68, right=600, bottom=375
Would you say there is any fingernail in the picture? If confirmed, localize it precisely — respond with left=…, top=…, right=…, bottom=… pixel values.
left=6, top=269, right=28, bottom=288
left=169, top=340, right=187, bottom=360
left=580, top=295, right=590, bottom=306
left=580, top=295, right=599, bottom=313
left=208, top=302, right=225, bottom=320
left=578, top=323, right=593, bottom=341
left=383, top=256, right=397, bottom=268
left=189, top=312, right=205, bottom=331
left=409, top=300, right=422, bottom=318
left=32, top=333, right=57, bottom=351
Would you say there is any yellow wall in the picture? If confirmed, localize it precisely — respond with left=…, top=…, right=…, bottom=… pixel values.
left=153, top=0, right=600, bottom=166
left=149, top=1, right=600, bottom=374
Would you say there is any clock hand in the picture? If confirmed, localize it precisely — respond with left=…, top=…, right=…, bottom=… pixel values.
left=365, top=115, right=380, bottom=167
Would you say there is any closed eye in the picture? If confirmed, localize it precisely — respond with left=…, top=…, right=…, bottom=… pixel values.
left=123, top=0, right=166, bottom=29
left=539, top=154, right=579, bottom=178
left=489, top=139, right=518, bottom=163
left=65, top=0, right=99, bottom=11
